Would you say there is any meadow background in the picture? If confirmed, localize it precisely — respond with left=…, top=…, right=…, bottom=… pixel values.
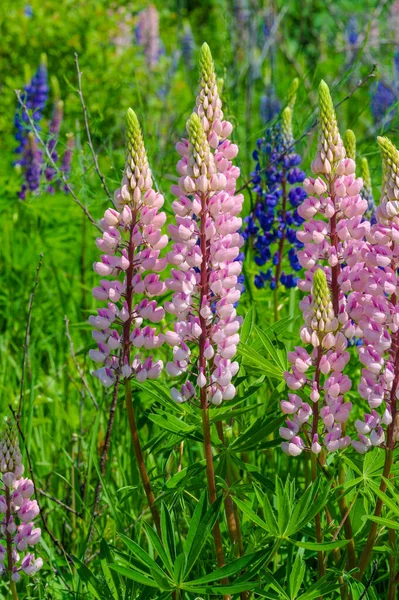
left=1, top=0, right=399, bottom=598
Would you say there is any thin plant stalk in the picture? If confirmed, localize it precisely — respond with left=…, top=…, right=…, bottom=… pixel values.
left=311, top=346, right=325, bottom=578
left=273, top=175, right=287, bottom=320
left=125, top=379, right=161, bottom=537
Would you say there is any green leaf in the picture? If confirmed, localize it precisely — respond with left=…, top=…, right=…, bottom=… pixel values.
left=161, top=502, right=176, bottom=567
left=292, top=540, right=350, bottom=551
left=185, top=491, right=207, bottom=557
left=297, top=574, right=342, bottom=600
left=241, top=305, right=255, bottom=343
left=366, top=515, right=399, bottom=530
left=188, top=551, right=266, bottom=585
left=232, top=496, right=271, bottom=533
left=368, top=481, right=399, bottom=518
left=173, top=552, right=186, bottom=584
left=73, top=556, right=114, bottom=599
left=256, top=488, right=279, bottom=536
left=184, top=495, right=223, bottom=579
left=100, top=539, right=121, bottom=600
left=263, top=571, right=290, bottom=599
left=231, top=415, right=285, bottom=452
left=238, top=342, right=284, bottom=378
left=143, top=522, right=174, bottom=573
left=289, top=549, right=305, bottom=599
left=254, top=325, right=288, bottom=371
left=117, top=534, right=171, bottom=589
left=108, top=564, right=159, bottom=588
left=276, top=477, right=291, bottom=535
left=148, top=413, right=197, bottom=436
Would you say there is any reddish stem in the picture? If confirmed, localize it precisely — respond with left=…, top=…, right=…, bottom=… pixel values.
left=199, top=192, right=230, bottom=597
left=123, top=212, right=161, bottom=537
left=311, top=347, right=325, bottom=579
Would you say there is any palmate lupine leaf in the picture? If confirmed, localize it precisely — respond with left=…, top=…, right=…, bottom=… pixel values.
left=238, top=342, right=285, bottom=378
left=233, top=478, right=333, bottom=543
left=117, top=534, right=173, bottom=590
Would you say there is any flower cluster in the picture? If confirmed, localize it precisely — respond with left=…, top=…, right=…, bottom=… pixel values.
left=165, top=43, right=243, bottom=406
left=281, top=269, right=352, bottom=456
left=260, top=84, right=280, bottom=124
left=244, top=84, right=306, bottom=291
left=0, top=422, right=42, bottom=582
left=282, top=80, right=368, bottom=454
left=14, top=56, right=49, bottom=161
left=136, top=4, right=161, bottom=70
left=346, top=137, right=399, bottom=452
left=14, top=58, right=74, bottom=200
left=181, top=22, right=195, bottom=70
left=89, top=108, right=167, bottom=387
left=371, top=81, right=396, bottom=125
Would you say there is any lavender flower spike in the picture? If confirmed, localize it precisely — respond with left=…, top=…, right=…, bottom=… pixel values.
left=0, top=421, right=42, bottom=589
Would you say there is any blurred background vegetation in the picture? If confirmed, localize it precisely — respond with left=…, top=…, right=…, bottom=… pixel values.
left=1, top=1, right=399, bottom=597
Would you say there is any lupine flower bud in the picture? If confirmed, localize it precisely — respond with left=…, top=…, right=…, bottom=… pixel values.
left=281, top=106, right=294, bottom=148
left=311, top=269, right=337, bottom=333
left=287, top=77, right=299, bottom=110
left=0, top=421, right=42, bottom=582
left=90, top=109, right=166, bottom=386
left=376, top=136, right=399, bottom=222
left=312, top=80, right=345, bottom=174
left=344, top=129, right=356, bottom=161
left=360, top=156, right=375, bottom=222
